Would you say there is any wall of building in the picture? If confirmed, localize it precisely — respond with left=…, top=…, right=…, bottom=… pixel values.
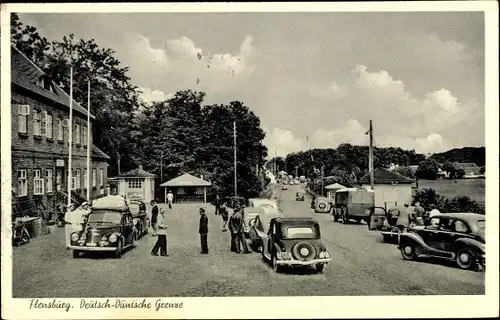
left=11, top=89, right=108, bottom=216
left=362, top=184, right=412, bottom=209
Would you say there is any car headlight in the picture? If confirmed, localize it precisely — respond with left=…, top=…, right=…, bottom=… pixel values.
left=109, top=234, right=118, bottom=243
left=71, top=233, right=80, bottom=241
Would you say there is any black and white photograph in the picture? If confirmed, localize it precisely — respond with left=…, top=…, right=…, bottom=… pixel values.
left=1, top=2, right=498, bottom=319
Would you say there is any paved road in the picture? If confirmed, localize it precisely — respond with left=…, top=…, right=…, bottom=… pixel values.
left=13, top=184, right=484, bottom=297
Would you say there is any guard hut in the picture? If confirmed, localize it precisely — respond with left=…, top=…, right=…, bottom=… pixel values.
left=160, top=173, right=212, bottom=203
left=113, top=165, right=157, bottom=203
left=325, top=183, right=346, bottom=204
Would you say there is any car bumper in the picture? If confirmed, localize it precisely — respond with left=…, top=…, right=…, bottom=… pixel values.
left=69, top=245, right=117, bottom=252
left=276, top=258, right=331, bottom=265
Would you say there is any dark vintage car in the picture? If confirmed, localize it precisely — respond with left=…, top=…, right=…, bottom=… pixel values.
left=368, top=205, right=416, bottom=244
left=398, top=212, right=485, bottom=271
left=261, top=217, right=331, bottom=273
left=224, top=196, right=246, bottom=209
left=314, top=197, right=331, bottom=213
left=128, top=198, right=149, bottom=239
left=248, top=212, right=283, bottom=251
left=295, top=192, right=305, bottom=201
left=69, top=195, right=137, bottom=259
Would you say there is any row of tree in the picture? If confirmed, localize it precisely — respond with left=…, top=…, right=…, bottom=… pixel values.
left=11, top=14, right=269, bottom=201
left=412, top=189, right=485, bottom=215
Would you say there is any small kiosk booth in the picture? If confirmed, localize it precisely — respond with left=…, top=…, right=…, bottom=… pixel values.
left=160, top=173, right=212, bottom=203
left=113, top=165, right=158, bottom=203
left=325, top=183, right=346, bottom=205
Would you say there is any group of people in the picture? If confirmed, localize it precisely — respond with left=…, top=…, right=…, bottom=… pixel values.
left=391, top=202, right=441, bottom=232
left=63, top=202, right=91, bottom=248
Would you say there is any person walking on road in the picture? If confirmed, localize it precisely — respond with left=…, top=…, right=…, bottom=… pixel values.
left=151, top=208, right=168, bottom=257
left=214, top=194, right=221, bottom=215
left=150, top=200, right=159, bottom=236
left=199, top=208, right=209, bottom=254
left=220, top=201, right=229, bottom=232
left=166, top=191, right=174, bottom=209
left=396, top=203, right=412, bottom=232
left=228, top=206, right=241, bottom=253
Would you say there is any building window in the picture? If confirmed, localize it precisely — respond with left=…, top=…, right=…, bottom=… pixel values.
left=18, top=169, right=28, bottom=197
left=40, top=111, right=47, bottom=136
left=99, top=169, right=104, bottom=186
left=71, top=170, right=76, bottom=190
left=92, top=169, right=96, bottom=187
left=33, top=110, right=41, bottom=136
left=57, top=118, right=64, bottom=141
left=83, top=169, right=87, bottom=189
left=127, top=179, right=143, bottom=189
left=46, top=114, right=53, bottom=139
left=82, top=126, right=87, bottom=146
left=34, top=169, right=44, bottom=195
left=76, top=169, right=81, bottom=189
left=18, top=105, right=29, bottom=134
left=75, top=124, right=81, bottom=144
left=56, top=169, right=62, bottom=185
left=46, top=169, right=53, bottom=193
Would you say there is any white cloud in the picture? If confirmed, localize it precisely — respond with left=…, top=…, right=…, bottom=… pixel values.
left=138, top=87, right=173, bottom=104
left=263, top=126, right=306, bottom=158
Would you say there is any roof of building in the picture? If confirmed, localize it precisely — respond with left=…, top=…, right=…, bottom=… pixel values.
left=359, top=167, right=415, bottom=185
left=92, top=145, right=110, bottom=160
left=118, top=165, right=158, bottom=178
left=325, top=183, right=346, bottom=190
left=160, top=173, right=211, bottom=187
left=11, top=46, right=95, bottom=120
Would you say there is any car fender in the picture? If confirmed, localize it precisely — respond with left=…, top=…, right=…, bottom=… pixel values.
left=273, top=242, right=282, bottom=254
left=399, top=232, right=426, bottom=249
left=453, top=238, right=485, bottom=254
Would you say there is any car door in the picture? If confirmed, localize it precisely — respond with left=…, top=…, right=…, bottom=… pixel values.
left=248, top=215, right=259, bottom=241
left=423, top=217, right=451, bottom=252
left=368, top=207, right=387, bottom=230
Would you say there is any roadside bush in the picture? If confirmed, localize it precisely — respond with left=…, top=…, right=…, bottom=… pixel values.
left=412, top=188, right=485, bottom=214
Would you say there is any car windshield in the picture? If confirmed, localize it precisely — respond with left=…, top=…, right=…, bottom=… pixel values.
left=282, top=226, right=318, bottom=239
left=88, top=211, right=122, bottom=224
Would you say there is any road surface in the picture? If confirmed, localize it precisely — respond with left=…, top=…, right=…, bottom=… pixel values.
left=13, top=184, right=484, bottom=297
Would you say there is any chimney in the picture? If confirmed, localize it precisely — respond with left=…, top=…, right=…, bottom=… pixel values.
left=138, top=164, right=143, bottom=170
left=200, top=174, right=204, bottom=180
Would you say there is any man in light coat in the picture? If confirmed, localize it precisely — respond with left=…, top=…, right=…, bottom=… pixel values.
left=166, top=191, right=174, bottom=209
left=151, top=208, right=168, bottom=257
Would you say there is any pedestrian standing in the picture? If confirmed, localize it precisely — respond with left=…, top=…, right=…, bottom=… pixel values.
left=64, top=203, right=76, bottom=249
left=237, top=210, right=251, bottom=254
left=220, top=202, right=229, bottom=232
left=228, top=207, right=241, bottom=253
left=150, top=200, right=159, bottom=236
left=414, top=202, right=425, bottom=226
left=214, top=194, right=221, bottom=215
left=199, top=208, right=209, bottom=254
left=151, top=208, right=168, bottom=256
left=396, top=203, right=412, bottom=233
left=166, top=191, right=174, bottom=209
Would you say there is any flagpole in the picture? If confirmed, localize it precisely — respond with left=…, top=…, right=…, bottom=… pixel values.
left=369, top=120, right=374, bottom=190
left=67, top=66, right=73, bottom=207
left=86, top=80, right=91, bottom=200
left=233, top=121, right=237, bottom=197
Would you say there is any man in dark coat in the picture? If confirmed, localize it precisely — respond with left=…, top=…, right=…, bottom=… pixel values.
left=150, top=200, right=159, bottom=236
left=214, top=195, right=221, bottom=215
left=199, top=208, right=209, bottom=254
left=228, top=206, right=241, bottom=253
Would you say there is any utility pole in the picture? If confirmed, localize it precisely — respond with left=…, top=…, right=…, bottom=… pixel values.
left=233, top=121, right=237, bottom=197
left=369, top=120, right=374, bottom=190
left=295, top=165, right=298, bottom=178
left=321, top=164, right=325, bottom=196
left=67, top=66, right=73, bottom=207
left=160, top=150, right=163, bottom=182
left=86, top=80, right=91, bottom=201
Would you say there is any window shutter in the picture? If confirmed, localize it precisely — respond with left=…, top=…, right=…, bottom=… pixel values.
left=40, top=111, right=47, bottom=136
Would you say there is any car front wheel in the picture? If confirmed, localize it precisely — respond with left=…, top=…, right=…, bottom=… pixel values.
left=272, top=253, right=282, bottom=273
left=456, top=248, right=475, bottom=270
left=400, top=242, right=418, bottom=260
left=114, top=240, right=123, bottom=259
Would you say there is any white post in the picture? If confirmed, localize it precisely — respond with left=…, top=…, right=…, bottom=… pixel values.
left=164, top=188, right=167, bottom=204
left=369, top=120, right=374, bottom=190
left=233, top=121, right=237, bottom=197
left=67, top=66, right=73, bottom=207
left=86, top=80, right=91, bottom=201
left=203, top=187, right=207, bottom=203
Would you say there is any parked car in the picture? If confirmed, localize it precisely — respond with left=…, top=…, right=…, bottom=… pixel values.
left=314, top=197, right=331, bottom=213
left=248, top=212, right=283, bottom=251
left=296, top=191, right=305, bottom=201
left=69, top=195, right=137, bottom=259
left=261, top=217, right=331, bottom=273
left=128, top=198, right=149, bottom=239
left=224, top=196, right=246, bottom=209
left=282, top=184, right=288, bottom=190
left=333, top=188, right=374, bottom=224
left=398, top=212, right=485, bottom=271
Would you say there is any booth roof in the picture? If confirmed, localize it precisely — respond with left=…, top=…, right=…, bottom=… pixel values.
left=160, top=173, right=212, bottom=187
left=118, top=166, right=158, bottom=178
left=325, top=183, right=346, bottom=190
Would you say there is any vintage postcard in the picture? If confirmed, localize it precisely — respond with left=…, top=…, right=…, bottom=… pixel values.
left=1, top=2, right=498, bottom=319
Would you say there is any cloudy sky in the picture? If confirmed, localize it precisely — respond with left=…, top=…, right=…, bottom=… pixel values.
left=19, top=11, right=485, bottom=156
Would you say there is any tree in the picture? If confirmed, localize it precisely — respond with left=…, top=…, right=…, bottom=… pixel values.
left=412, top=188, right=446, bottom=209
left=393, top=166, right=415, bottom=179
left=415, top=158, right=439, bottom=180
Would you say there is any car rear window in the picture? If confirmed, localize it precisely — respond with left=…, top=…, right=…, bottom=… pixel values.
left=283, top=226, right=317, bottom=239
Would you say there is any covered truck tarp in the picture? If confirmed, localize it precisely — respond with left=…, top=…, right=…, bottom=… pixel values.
left=91, top=195, right=130, bottom=211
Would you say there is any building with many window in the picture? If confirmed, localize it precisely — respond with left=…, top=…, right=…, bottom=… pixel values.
left=11, top=46, right=110, bottom=218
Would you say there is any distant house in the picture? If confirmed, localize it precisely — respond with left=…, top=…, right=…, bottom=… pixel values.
left=455, top=162, right=481, bottom=176
left=359, top=167, right=415, bottom=209
left=112, top=165, right=158, bottom=202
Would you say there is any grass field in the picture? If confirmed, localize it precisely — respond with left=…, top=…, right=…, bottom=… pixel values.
left=415, top=179, right=485, bottom=204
